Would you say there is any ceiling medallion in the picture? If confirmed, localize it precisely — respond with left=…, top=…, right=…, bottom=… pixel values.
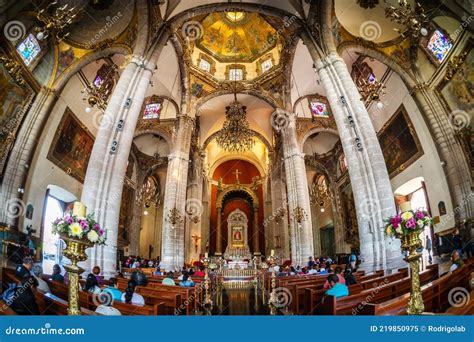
left=215, top=98, right=255, bottom=153
left=225, top=11, right=245, bottom=23
left=356, top=0, right=379, bottom=9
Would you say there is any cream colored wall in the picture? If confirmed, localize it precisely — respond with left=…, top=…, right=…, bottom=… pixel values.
left=368, top=72, right=455, bottom=233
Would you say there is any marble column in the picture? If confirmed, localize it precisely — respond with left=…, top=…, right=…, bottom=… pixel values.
left=280, top=112, right=314, bottom=266
left=0, top=87, right=56, bottom=226
left=252, top=207, right=260, bottom=255
left=216, top=207, right=223, bottom=255
left=160, top=115, right=193, bottom=271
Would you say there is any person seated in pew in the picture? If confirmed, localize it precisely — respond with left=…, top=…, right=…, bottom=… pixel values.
left=343, top=268, right=357, bottom=285
left=449, top=250, right=464, bottom=273
left=95, top=294, right=122, bottom=316
left=102, top=277, right=122, bottom=302
left=32, top=265, right=50, bottom=293
left=15, top=256, right=33, bottom=279
left=194, top=266, right=205, bottom=277
left=307, top=265, right=318, bottom=275
left=83, top=273, right=101, bottom=294
left=325, top=274, right=349, bottom=298
left=51, top=264, right=64, bottom=283
left=11, top=275, right=39, bottom=315
left=121, top=280, right=145, bottom=306
left=323, top=267, right=345, bottom=290
left=318, top=265, right=327, bottom=275
left=131, top=271, right=148, bottom=286
left=178, top=267, right=187, bottom=280
left=180, top=273, right=195, bottom=287
left=154, top=266, right=162, bottom=276
left=162, top=272, right=176, bottom=286
left=92, top=266, right=105, bottom=286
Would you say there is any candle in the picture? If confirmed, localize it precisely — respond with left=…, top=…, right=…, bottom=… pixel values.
left=205, top=252, right=208, bottom=258
left=270, top=249, right=274, bottom=256
left=72, top=201, right=86, bottom=217
left=400, top=202, right=412, bottom=213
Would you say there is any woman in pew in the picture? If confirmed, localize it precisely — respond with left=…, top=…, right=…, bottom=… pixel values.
left=102, top=278, right=122, bottom=302
left=83, top=273, right=101, bottom=294
left=180, top=273, right=195, bottom=287
left=162, top=272, right=176, bottom=286
left=51, top=264, right=64, bottom=283
left=343, top=268, right=357, bottom=286
left=92, top=266, right=105, bottom=286
left=95, top=293, right=121, bottom=316
left=121, top=280, right=145, bottom=306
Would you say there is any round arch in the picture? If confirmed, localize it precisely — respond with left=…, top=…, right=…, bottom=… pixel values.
left=216, top=186, right=259, bottom=210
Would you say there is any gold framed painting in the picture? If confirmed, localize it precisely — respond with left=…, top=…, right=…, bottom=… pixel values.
left=377, top=104, right=424, bottom=178
left=47, top=108, right=94, bottom=183
left=231, top=226, right=244, bottom=247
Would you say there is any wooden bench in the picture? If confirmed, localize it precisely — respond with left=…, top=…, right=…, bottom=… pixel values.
left=359, top=263, right=473, bottom=315
left=312, top=266, right=438, bottom=315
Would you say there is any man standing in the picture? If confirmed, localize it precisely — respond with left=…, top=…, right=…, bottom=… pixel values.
left=425, top=235, right=432, bottom=264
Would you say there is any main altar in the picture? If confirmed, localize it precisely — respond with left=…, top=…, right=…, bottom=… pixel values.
left=223, top=209, right=252, bottom=269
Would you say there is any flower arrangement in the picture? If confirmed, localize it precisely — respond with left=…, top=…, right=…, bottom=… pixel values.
left=52, top=202, right=106, bottom=245
left=385, top=208, right=432, bottom=238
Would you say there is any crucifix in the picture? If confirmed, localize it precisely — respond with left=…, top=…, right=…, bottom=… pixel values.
left=191, top=234, right=201, bottom=254
left=233, top=168, right=242, bottom=184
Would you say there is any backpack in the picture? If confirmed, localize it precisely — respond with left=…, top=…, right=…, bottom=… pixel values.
left=1, top=283, right=18, bottom=305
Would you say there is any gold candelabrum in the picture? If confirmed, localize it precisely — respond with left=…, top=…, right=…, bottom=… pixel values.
left=291, top=206, right=308, bottom=228
left=167, top=207, right=184, bottom=229
left=401, top=231, right=425, bottom=315
left=385, top=1, right=429, bottom=42
left=202, top=254, right=213, bottom=307
left=252, top=256, right=259, bottom=289
left=266, top=252, right=278, bottom=315
left=61, top=235, right=93, bottom=315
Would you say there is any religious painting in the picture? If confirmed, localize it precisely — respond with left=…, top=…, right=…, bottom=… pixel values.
left=232, top=226, right=244, bottom=247
left=308, top=94, right=331, bottom=119
left=57, top=47, right=76, bottom=74
left=377, top=105, right=423, bottom=178
left=0, top=51, right=35, bottom=178
left=47, top=108, right=95, bottom=183
left=438, top=201, right=447, bottom=216
left=25, top=204, right=34, bottom=220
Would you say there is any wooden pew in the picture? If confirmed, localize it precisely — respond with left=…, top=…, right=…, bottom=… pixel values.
left=359, top=263, right=473, bottom=315
left=299, top=269, right=408, bottom=314
left=312, top=266, right=438, bottom=315
left=0, top=299, right=17, bottom=315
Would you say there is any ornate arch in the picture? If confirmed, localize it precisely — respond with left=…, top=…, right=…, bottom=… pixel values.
left=216, top=185, right=259, bottom=209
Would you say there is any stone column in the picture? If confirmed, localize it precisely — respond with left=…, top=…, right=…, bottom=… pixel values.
left=0, top=87, right=56, bottom=226
left=302, top=30, right=402, bottom=270
left=160, top=115, right=193, bottom=271
left=280, top=112, right=314, bottom=266
left=252, top=207, right=260, bottom=255
left=216, top=207, right=222, bottom=255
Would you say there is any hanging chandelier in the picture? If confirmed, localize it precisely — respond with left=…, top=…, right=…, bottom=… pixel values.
left=385, top=1, right=429, bottom=41
left=215, top=12, right=254, bottom=153
left=215, top=98, right=255, bottom=153
left=358, top=74, right=386, bottom=103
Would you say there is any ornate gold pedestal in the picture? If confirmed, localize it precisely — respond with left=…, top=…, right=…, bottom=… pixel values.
left=61, top=235, right=92, bottom=316
left=401, top=232, right=424, bottom=315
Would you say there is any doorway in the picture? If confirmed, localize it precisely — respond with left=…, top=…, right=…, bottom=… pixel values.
left=320, top=225, right=335, bottom=258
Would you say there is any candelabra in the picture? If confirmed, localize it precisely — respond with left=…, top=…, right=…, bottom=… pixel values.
left=202, top=255, right=213, bottom=307
left=291, top=206, right=308, bottom=228
left=166, top=207, right=184, bottom=229
left=82, top=64, right=118, bottom=113
left=358, top=76, right=386, bottom=102
left=266, top=253, right=278, bottom=315
left=35, top=1, right=82, bottom=42
left=385, top=1, right=429, bottom=42
left=252, top=256, right=259, bottom=289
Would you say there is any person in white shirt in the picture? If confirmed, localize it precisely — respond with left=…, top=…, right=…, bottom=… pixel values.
left=83, top=273, right=101, bottom=294
left=32, top=265, right=50, bottom=293
left=121, top=280, right=145, bottom=306
left=307, top=266, right=318, bottom=275
left=95, top=303, right=121, bottom=315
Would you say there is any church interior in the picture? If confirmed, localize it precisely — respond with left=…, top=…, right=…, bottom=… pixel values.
left=0, top=0, right=472, bottom=316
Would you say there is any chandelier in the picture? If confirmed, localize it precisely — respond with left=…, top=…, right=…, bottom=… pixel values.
left=215, top=98, right=255, bottom=153
left=291, top=206, right=308, bottom=225
left=35, top=1, right=81, bottom=42
left=309, top=182, right=329, bottom=209
left=385, top=1, right=429, bottom=41
left=358, top=75, right=386, bottom=103
left=166, top=207, right=184, bottom=229
left=82, top=64, right=118, bottom=112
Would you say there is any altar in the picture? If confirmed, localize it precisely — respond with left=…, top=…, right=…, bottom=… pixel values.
left=227, top=260, right=249, bottom=269
left=223, top=209, right=252, bottom=265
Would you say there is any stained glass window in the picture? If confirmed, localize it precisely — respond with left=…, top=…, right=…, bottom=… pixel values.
left=310, top=101, right=330, bottom=118
left=199, top=58, right=211, bottom=72
left=427, top=30, right=452, bottom=62
left=261, top=58, right=273, bottom=72
left=16, top=34, right=41, bottom=66
left=93, top=75, right=104, bottom=87
left=143, top=103, right=161, bottom=119
left=229, top=68, right=243, bottom=81
left=367, top=73, right=376, bottom=83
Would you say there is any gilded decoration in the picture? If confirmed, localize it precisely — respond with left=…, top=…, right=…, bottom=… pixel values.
left=295, top=116, right=337, bottom=144
left=197, top=12, right=278, bottom=63
left=0, top=53, right=35, bottom=178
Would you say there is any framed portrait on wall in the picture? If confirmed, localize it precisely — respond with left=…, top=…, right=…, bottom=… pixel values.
left=232, top=226, right=244, bottom=247
left=47, top=108, right=94, bottom=183
left=377, top=105, right=424, bottom=178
